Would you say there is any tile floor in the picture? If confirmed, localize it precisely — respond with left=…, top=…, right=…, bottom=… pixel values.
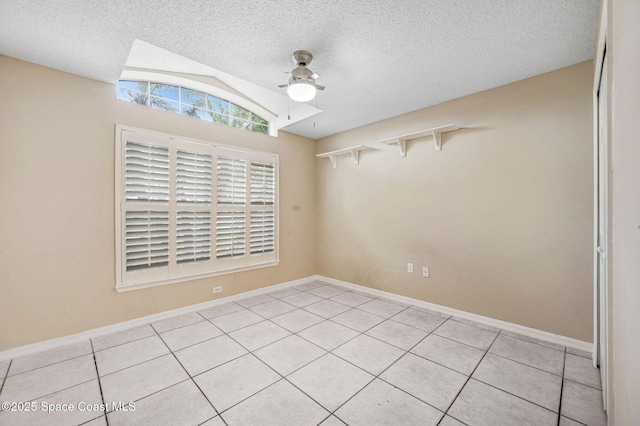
left=0, top=281, right=607, bottom=426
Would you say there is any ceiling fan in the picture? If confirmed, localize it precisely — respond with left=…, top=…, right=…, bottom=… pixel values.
left=279, top=50, right=325, bottom=102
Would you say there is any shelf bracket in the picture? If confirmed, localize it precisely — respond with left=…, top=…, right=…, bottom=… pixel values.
left=350, top=149, right=361, bottom=165
left=432, top=130, right=442, bottom=151
left=397, top=138, right=407, bottom=157
left=379, top=124, right=459, bottom=155
left=316, top=144, right=376, bottom=168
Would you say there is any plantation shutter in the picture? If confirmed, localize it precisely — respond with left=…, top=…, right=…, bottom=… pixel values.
left=250, top=161, right=276, bottom=255
left=125, top=142, right=170, bottom=202
left=250, top=210, right=275, bottom=254
left=123, top=140, right=170, bottom=273
left=250, top=162, right=275, bottom=206
left=117, top=126, right=278, bottom=290
left=176, top=149, right=212, bottom=265
left=176, top=211, right=211, bottom=263
left=216, top=156, right=246, bottom=205
left=216, top=211, right=246, bottom=258
left=176, top=150, right=212, bottom=204
left=216, top=156, right=247, bottom=259
left=125, top=211, right=170, bottom=271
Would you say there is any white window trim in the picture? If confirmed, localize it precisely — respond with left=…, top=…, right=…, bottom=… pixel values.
left=115, top=124, right=279, bottom=293
left=119, top=69, right=278, bottom=137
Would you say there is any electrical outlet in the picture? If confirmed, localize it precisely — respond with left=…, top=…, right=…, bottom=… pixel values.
left=422, top=267, right=430, bottom=278
left=407, top=263, right=414, bottom=273
left=213, top=286, right=223, bottom=293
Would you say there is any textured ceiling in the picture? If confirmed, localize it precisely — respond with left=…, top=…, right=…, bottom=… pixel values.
left=0, top=0, right=599, bottom=139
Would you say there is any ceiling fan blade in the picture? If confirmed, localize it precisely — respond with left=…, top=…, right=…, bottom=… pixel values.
left=316, top=84, right=325, bottom=91
left=278, top=84, right=288, bottom=88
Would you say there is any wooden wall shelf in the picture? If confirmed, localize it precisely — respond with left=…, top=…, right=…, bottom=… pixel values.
left=380, top=124, right=460, bottom=156
left=317, top=145, right=375, bottom=168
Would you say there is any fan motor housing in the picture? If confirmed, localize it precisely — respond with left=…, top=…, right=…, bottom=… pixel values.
left=292, top=50, right=313, bottom=67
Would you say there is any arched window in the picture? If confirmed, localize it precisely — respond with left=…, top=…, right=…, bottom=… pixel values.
left=116, top=79, right=272, bottom=135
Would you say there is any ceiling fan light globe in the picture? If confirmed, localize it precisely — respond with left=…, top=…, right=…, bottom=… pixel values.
left=287, top=80, right=316, bottom=102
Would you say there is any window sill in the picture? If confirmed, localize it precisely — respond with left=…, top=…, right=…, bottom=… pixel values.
left=115, top=259, right=280, bottom=293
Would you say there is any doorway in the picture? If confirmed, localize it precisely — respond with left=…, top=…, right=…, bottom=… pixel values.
left=595, top=49, right=609, bottom=409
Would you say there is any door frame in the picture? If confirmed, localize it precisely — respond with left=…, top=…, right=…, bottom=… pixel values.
left=592, top=0, right=609, bottom=412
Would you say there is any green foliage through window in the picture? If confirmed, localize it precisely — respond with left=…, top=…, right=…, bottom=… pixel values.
left=116, top=80, right=269, bottom=135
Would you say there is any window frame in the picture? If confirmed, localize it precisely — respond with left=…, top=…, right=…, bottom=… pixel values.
left=115, top=124, right=279, bottom=292
left=117, top=69, right=278, bottom=137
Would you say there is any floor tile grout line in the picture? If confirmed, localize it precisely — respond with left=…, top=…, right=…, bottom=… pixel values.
left=317, top=284, right=572, bottom=356
left=321, top=309, right=386, bottom=333
left=242, top=332, right=328, bottom=378
left=437, top=342, right=578, bottom=420
left=405, top=346, right=484, bottom=378
left=190, top=308, right=308, bottom=380
left=79, top=415, right=108, bottom=425
left=154, top=325, right=229, bottom=426
left=160, top=329, right=226, bottom=353
left=348, top=316, right=470, bottom=415
left=96, top=348, right=172, bottom=379
left=226, top=325, right=294, bottom=354
left=153, top=320, right=207, bottom=335
left=0, top=360, right=11, bottom=397
left=363, top=328, right=429, bottom=353
left=209, top=344, right=328, bottom=419
left=180, top=296, right=479, bottom=356
left=5, top=350, right=95, bottom=379
left=565, top=350, right=592, bottom=360
left=500, top=332, right=566, bottom=353
left=410, top=305, right=452, bottom=319
left=304, top=365, right=377, bottom=419
left=430, top=328, right=495, bottom=351
left=2, top=281, right=600, bottom=425
left=95, top=305, right=247, bottom=353
left=90, top=340, right=110, bottom=426
left=327, top=357, right=444, bottom=421
left=104, top=377, right=194, bottom=416
left=558, top=348, right=567, bottom=426
left=0, top=377, right=100, bottom=416
left=372, top=360, right=449, bottom=415
left=560, top=413, right=589, bottom=426
left=371, top=308, right=449, bottom=361
left=149, top=311, right=208, bottom=334
left=380, top=312, right=470, bottom=378
left=214, top=333, right=358, bottom=424
left=442, top=328, right=503, bottom=417
left=325, top=319, right=455, bottom=420
left=437, top=413, right=470, bottom=426
left=448, top=316, right=502, bottom=333
left=294, top=322, right=363, bottom=353
left=280, top=286, right=374, bottom=310
left=563, top=377, right=604, bottom=392
left=195, top=416, right=218, bottom=426
left=388, top=303, right=431, bottom=320
left=470, top=375, right=562, bottom=415
left=198, top=311, right=320, bottom=378
left=231, top=305, right=433, bottom=421
left=92, top=330, right=157, bottom=353
left=282, top=371, right=369, bottom=420
left=487, top=350, right=565, bottom=378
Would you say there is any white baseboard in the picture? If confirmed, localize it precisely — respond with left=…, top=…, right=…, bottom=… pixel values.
left=0, top=274, right=592, bottom=362
left=0, top=275, right=311, bottom=362
left=313, top=275, right=593, bottom=353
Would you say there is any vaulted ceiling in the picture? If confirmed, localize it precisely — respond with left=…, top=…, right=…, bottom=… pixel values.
left=0, top=0, right=600, bottom=139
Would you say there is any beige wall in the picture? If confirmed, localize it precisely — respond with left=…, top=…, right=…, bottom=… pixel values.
left=0, top=55, right=597, bottom=351
left=608, top=0, right=640, bottom=423
left=316, top=61, right=594, bottom=341
left=0, top=56, right=317, bottom=351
